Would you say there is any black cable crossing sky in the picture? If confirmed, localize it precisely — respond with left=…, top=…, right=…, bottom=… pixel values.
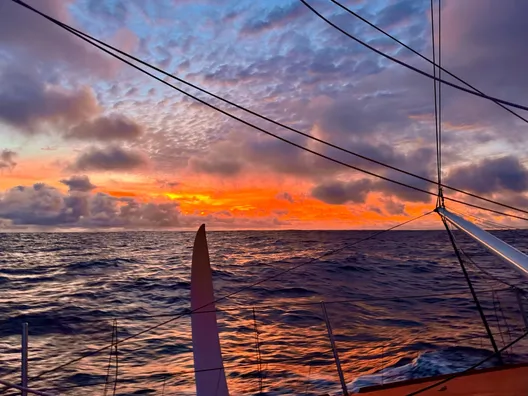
left=9, top=0, right=528, bottom=221
left=328, top=0, right=528, bottom=125
left=299, top=0, right=528, bottom=113
left=430, top=0, right=442, bottom=203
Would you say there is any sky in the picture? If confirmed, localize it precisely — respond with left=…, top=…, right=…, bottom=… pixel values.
left=0, top=0, right=527, bottom=231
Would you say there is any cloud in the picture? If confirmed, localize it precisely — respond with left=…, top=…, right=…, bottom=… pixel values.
left=318, top=91, right=414, bottom=139
left=156, top=179, right=180, bottom=189
left=276, top=192, right=294, bottom=203
left=240, top=2, right=306, bottom=35
left=311, top=169, right=435, bottom=206
left=0, top=69, right=100, bottom=132
left=311, top=179, right=373, bottom=205
left=0, top=0, right=117, bottom=77
left=64, top=114, right=143, bottom=142
left=0, top=150, right=17, bottom=170
left=188, top=142, right=243, bottom=176
left=69, top=146, right=149, bottom=172
left=190, top=157, right=242, bottom=176
left=0, top=181, right=289, bottom=229
left=382, top=198, right=406, bottom=215
left=446, top=156, right=528, bottom=195
left=375, top=0, right=420, bottom=30
left=0, top=183, right=180, bottom=227
left=60, top=175, right=97, bottom=192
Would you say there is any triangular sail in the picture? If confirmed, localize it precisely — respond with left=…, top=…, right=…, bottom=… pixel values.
left=438, top=207, right=528, bottom=278
left=191, top=224, right=229, bottom=396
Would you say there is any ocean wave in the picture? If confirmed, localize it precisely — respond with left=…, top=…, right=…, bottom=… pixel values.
left=65, top=257, right=138, bottom=273
left=1, top=230, right=527, bottom=394
left=346, top=346, right=500, bottom=393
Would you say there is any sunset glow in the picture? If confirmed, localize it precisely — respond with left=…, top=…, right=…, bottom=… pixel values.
left=0, top=0, right=526, bottom=230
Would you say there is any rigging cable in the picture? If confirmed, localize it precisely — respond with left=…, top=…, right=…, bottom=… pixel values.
left=328, top=0, right=528, bottom=125
left=439, top=216, right=502, bottom=363
left=112, top=320, right=119, bottom=396
left=299, top=0, right=528, bottom=112
left=430, top=0, right=442, bottom=205
left=406, top=329, right=528, bottom=395
left=0, top=287, right=513, bottom=330
left=5, top=212, right=433, bottom=386
left=438, top=0, right=444, bottom=206
left=103, top=323, right=115, bottom=396
left=9, top=0, right=528, bottom=220
left=9, top=0, right=528, bottom=222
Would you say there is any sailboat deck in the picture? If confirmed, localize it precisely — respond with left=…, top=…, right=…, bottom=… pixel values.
left=359, top=363, right=528, bottom=395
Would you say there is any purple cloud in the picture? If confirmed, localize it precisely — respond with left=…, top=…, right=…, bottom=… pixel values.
left=0, top=0, right=117, bottom=77
left=0, top=183, right=180, bottom=227
left=60, top=175, right=97, bottom=192
left=0, top=68, right=100, bottom=132
left=311, top=179, right=373, bottom=205
left=0, top=180, right=289, bottom=229
left=447, top=156, right=528, bottom=195
left=64, top=114, right=143, bottom=142
left=0, top=150, right=17, bottom=170
left=69, top=146, right=149, bottom=172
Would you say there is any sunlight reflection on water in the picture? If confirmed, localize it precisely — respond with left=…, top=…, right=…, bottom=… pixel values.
left=0, top=230, right=527, bottom=394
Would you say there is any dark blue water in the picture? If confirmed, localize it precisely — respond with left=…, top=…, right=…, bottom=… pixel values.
left=0, top=230, right=527, bottom=395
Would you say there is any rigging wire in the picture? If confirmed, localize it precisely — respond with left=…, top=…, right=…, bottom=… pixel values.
left=438, top=0, right=443, bottom=204
left=430, top=0, right=442, bottom=205
left=0, top=287, right=513, bottom=332
left=32, top=332, right=505, bottom=394
left=460, top=248, right=520, bottom=291
left=406, top=329, right=528, bottom=395
left=8, top=212, right=433, bottom=386
left=299, top=0, right=528, bottom=112
left=103, top=324, right=115, bottom=396
left=448, top=208, right=521, bottom=231
left=9, top=0, right=528, bottom=220
left=112, top=320, right=119, bottom=396
left=34, top=350, right=336, bottom=393
left=252, top=308, right=263, bottom=393
left=328, top=0, right=528, bottom=125
left=439, top=216, right=502, bottom=362
left=491, top=290, right=508, bottom=356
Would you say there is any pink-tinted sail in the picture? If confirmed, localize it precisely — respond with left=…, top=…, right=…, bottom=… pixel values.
left=191, top=224, right=229, bottom=396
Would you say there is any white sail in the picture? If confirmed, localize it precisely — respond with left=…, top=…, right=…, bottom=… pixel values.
left=437, top=207, right=528, bottom=278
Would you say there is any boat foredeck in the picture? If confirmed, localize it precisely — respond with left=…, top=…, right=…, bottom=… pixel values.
left=359, top=364, right=528, bottom=395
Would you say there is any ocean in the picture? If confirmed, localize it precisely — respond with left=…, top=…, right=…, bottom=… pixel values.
left=1, top=229, right=528, bottom=395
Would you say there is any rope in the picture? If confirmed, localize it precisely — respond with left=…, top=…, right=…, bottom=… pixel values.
left=5, top=212, right=433, bottom=387
left=299, top=0, right=528, bottom=113
left=328, top=0, right=528, bottom=125
left=10, top=0, right=528, bottom=220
